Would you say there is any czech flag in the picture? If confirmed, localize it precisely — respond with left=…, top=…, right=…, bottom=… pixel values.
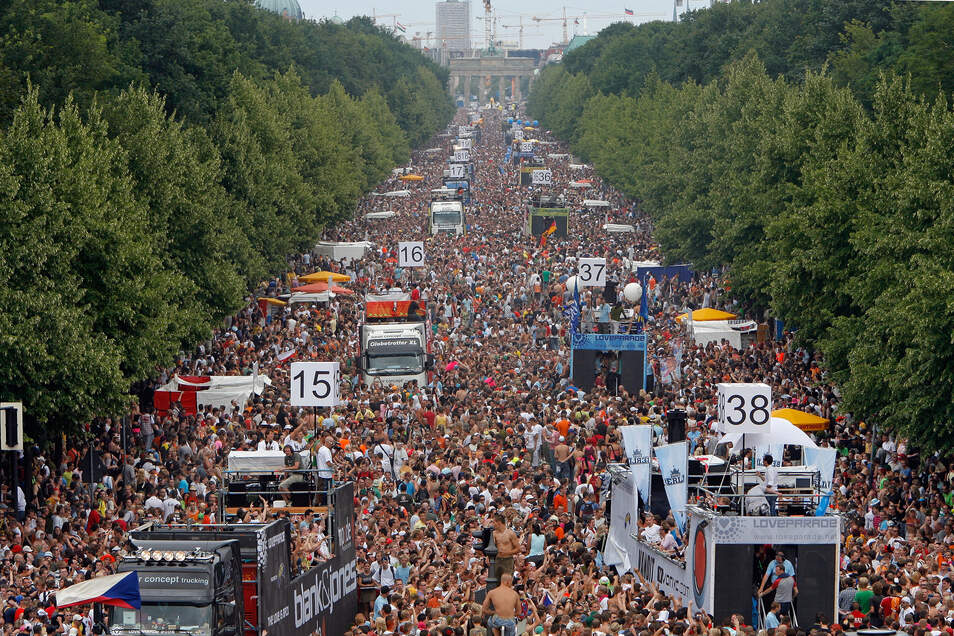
left=56, top=571, right=141, bottom=609
left=625, top=8, right=634, bottom=15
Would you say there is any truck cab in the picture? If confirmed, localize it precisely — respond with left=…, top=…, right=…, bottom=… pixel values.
left=359, top=292, right=433, bottom=389
left=111, top=540, right=242, bottom=636
left=429, top=199, right=465, bottom=236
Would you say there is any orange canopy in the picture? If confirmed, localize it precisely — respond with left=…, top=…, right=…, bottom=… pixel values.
left=771, top=408, right=829, bottom=432
left=298, top=271, right=351, bottom=283
left=399, top=174, right=425, bottom=181
left=676, top=308, right=738, bottom=322
left=292, top=282, right=354, bottom=295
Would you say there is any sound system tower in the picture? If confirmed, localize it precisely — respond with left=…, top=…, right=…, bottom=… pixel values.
left=667, top=409, right=687, bottom=444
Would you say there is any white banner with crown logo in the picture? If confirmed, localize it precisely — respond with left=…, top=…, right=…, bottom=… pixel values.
left=655, top=441, right=689, bottom=533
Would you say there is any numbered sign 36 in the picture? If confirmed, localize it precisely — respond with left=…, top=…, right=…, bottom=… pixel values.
left=452, top=150, right=470, bottom=163
left=398, top=241, right=425, bottom=268
left=717, top=383, right=772, bottom=434
left=519, top=142, right=534, bottom=153
left=531, top=169, right=552, bottom=186
left=290, top=361, right=341, bottom=407
left=577, top=257, right=607, bottom=287
left=449, top=164, right=466, bottom=179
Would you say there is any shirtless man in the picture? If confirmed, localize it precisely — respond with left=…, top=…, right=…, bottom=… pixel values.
left=553, top=438, right=573, bottom=482
left=492, top=513, right=521, bottom=583
left=482, top=572, right=521, bottom=636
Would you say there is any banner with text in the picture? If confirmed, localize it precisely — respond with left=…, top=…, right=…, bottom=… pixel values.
left=655, top=441, right=689, bottom=533
left=803, top=446, right=837, bottom=493
left=620, top=425, right=652, bottom=508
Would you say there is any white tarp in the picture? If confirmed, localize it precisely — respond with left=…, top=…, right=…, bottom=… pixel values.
left=690, top=319, right=757, bottom=348
left=721, top=417, right=818, bottom=449
left=570, top=181, right=593, bottom=189
left=604, top=472, right=640, bottom=575
left=583, top=199, right=611, bottom=208
left=157, top=374, right=271, bottom=414
left=365, top=211, right=397, bottom=219
left=375, top=190, right=411, bottom=198
left=288, top=291, right=331, bottom=304
left=603, top=223, right=635, bottom=233
left=568, top=164, right=588, bottom=170
left=226, top=450, right=310, bottom=472
left=313, top=241, right=372, bottom=262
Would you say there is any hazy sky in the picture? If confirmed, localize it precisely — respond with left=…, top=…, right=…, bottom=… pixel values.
left=299, top=0, right=704, bottom=49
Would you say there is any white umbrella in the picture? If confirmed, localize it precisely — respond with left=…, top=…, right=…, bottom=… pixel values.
left=719, top=417, right=817, bottom=449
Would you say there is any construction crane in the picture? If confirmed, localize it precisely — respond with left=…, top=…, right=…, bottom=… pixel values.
left=483, top=0, right=493, bottom=52
left=370, top=11, right=401, bottom=31
left=499, top=16, right=527, bottom=49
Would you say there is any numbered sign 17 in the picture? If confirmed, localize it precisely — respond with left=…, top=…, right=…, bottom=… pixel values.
left=449, top=164, right=466, bottom=179
left=577, top=257, right=607, bottom=287
left=717, top=383, right=772, bottom=434
left=290, top=361, right=341, bottom=407
left=398, top=241, right=425, bottom=268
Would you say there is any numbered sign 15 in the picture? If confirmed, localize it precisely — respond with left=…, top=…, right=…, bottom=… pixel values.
left=531, top=169, right=552, bottom=186
left=577, top=257, right=607, bottom=287
left=449, top=164, right=466, bottom=179
left=290, top=361, right=341, bottom=407
left=452, top=150, right=470, bottom=162
left=398, top=241, right=425, bottom=268
left=717, top=383, right=772, bottom=434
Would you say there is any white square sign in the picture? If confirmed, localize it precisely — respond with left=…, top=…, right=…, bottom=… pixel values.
left=531, top=169, right=552, bottom=186
left=519, top=142, right=534, bottom=153
left=398, top=241, right=425, bottom=268
left=452, top=150, right=470, bottom=163
left=290, top=362, right=341, bottom=407
left=577, top=257, right=606, bottom=287
left=514, top=129, right=524, bottom=140
left=449, top=164, right=466, bottom=179
left=717, top=383, right=772, bottom=433
left=458, top=139, right=472, bottom=149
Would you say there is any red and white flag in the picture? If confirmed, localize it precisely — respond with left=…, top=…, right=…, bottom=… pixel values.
left=277, top=349, right=297, bottom=364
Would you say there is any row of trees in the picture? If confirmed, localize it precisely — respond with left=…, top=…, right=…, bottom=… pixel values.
left=528, top=2, right=954, bottom=447
left=0, top=1, right=454, bottom=433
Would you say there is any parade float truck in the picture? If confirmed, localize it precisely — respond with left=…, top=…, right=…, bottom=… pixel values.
left=359, top=291, right=433, bottom=389
left=110, top=516, right=356, bottom=636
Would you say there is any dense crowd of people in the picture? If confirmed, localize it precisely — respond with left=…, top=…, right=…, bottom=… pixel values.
left=0, top=105, right=946, bottom=636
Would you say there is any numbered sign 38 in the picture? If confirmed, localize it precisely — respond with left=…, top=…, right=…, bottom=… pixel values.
left=398, top=241, right=425, bottom=268
left=519, top=142, right=534, bottom=153
left=452, top=150, right=470, bottom=163
left=717, top=383, right=772, bottom=434
left=577, top=257, right=607, bottom=287
left=531, top=169, right=552, bottom=186
left=449, top=164, right=466, bottom=179
left=290, top=361, right=341, bottom=407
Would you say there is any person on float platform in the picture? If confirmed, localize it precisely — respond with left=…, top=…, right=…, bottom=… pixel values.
left=760, top=454, right=779, bottom=516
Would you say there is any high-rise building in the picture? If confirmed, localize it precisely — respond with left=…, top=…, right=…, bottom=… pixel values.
left=436, top=0, right=471, bottom=55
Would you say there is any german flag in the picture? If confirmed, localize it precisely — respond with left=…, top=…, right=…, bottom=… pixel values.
left=540, top=220, right=557, bottom=246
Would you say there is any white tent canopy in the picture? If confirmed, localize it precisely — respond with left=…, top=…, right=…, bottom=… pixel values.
left=568, top=164, right=588, bottom=170
left=374, top=190, right=411, bottom=198
left=365, top=210, right=397, bottom=219
left=602, top=223, right=635, bottom=233
left=583, top=199, right=611, bottom=208
left=691, top=319, right=758, bottom=349
left=720, top=417, right=818, bottom=449
left=288, top=291, right=331, bottom=304
left=313, top=240, right=372, bottom=262
left=570, top=181, right=593, bottom=189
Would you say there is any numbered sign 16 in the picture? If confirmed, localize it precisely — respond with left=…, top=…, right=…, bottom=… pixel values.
left=717, top=383, right=772, bottom=434
left=519, top=142, right=534, bottom=153
left=577, top=257, right=607, bottom=287
left=290, top=361, right=341, bottom=407
left=452, top=150, right=470, bottom=163
left=531, top=169, right=552, bottom=186
left=449, top=164, right=466, bottom=179
left=398, top=241, right=425, bottom=268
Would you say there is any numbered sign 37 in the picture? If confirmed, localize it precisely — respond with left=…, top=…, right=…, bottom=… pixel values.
left=513, top=129, right=524, bottom=140
left=717, top=383, right=772, bottom=434
left=449, top=164, right=466, bottom=179
left=577, top=257, right=607, bottom=287
left=519, top=142, right=534, bottom=153
left=398, top=241, right=425, bottom=268
left=452, top=150, right=470, bottom=163
left=290, top=361, right=341, bottom=407
left=531, top=169, right=552, bottom=186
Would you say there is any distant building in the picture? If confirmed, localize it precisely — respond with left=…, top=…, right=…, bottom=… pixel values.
left=255, top=0, right=303, bottom=21
left=564, top=34, right=596, bottom=55
left=436, top=0, right=471, bottom=54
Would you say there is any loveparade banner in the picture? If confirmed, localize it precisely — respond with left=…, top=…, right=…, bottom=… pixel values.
left=619, top=425, right=653, bottom=508
left=655, top=441, right=689, bottom=532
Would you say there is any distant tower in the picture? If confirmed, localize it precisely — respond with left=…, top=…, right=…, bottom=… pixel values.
left=436, top=0, right=471, bottom=56
left=255, top=0, right=303, bottom=21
